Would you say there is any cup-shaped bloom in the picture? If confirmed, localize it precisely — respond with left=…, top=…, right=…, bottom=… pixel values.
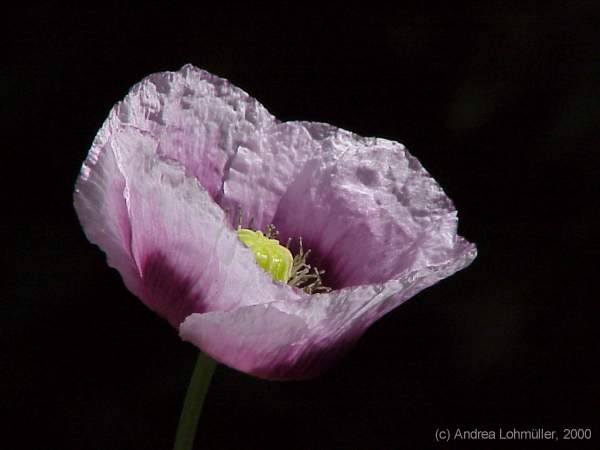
left=74, top=65, right=476, bottom=380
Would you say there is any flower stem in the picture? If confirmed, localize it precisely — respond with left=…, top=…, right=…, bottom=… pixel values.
left=173, top=352, right=217, bottom=450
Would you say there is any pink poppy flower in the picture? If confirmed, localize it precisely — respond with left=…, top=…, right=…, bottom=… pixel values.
left=74, top=64, right=476, bottom=380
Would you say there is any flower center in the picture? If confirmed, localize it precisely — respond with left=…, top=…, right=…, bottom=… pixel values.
left=237, top=228, right=293, bottom=283
left=237, top=224, right=331, bottom=294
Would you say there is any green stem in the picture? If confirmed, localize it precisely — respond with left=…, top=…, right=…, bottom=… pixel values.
left=173, top=352, right=217, bottom=450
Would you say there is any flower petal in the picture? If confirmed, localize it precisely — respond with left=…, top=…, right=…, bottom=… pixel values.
left=180, top=240, right=475, bottom=380
left=270, top=138, right=465, bottom=289
left=76, top=124, right=300, bottom=327
left=219, top=122, right=324, bottom=230
left=220, top=122, right=366, bottom=231
left=74, top=120, right=142, bottom=298
left=105, top=64, right=276, bottom=201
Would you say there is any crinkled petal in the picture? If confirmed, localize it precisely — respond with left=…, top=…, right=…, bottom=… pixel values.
left=180, top=240, right=475, bottom=380
left=219, top=122, right=323, bottom=230
left=76, top=124, right=300, bottom=327
left=95, top=65, right=320, bottom=232
left=220, top=122, right=372, bottom=230
left=101, top=64, right=276, bottom=201
left=74, top=121, right=142, bottom=298
left=270, top=138, right=464, bottom=288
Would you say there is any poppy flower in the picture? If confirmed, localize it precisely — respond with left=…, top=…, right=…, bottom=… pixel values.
left=74, top=64, right=476, bottom=380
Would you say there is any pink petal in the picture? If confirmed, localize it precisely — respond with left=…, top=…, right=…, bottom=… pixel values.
left=74, top=120, right=143, bottom=299
left=270, top=138, right=464, bottom=289
left=106, top=64, right=276, bottom=201
left=180, top=240, right=475, bottom=380
left=219, top=122, right=325, bottom=230
left=76, top=124, right=299, bottom=327
left=96, top=65, right=319, bottom=231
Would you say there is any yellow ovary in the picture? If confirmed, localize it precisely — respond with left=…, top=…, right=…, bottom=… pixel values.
left=237, top=229, right=293, bottom=283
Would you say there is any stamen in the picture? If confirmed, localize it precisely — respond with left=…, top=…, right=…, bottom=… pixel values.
left=265, top=224, right=278, bottom=240
left=237, top=207, right=243, bottom=230
left=286, top=235, right=331, bottom=294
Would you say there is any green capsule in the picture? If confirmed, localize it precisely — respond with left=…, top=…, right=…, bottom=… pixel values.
left=237, top=228, right=293, bottom=283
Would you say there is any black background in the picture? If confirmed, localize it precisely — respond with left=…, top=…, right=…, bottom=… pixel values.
left=4, top=3, right=598, bottom=449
